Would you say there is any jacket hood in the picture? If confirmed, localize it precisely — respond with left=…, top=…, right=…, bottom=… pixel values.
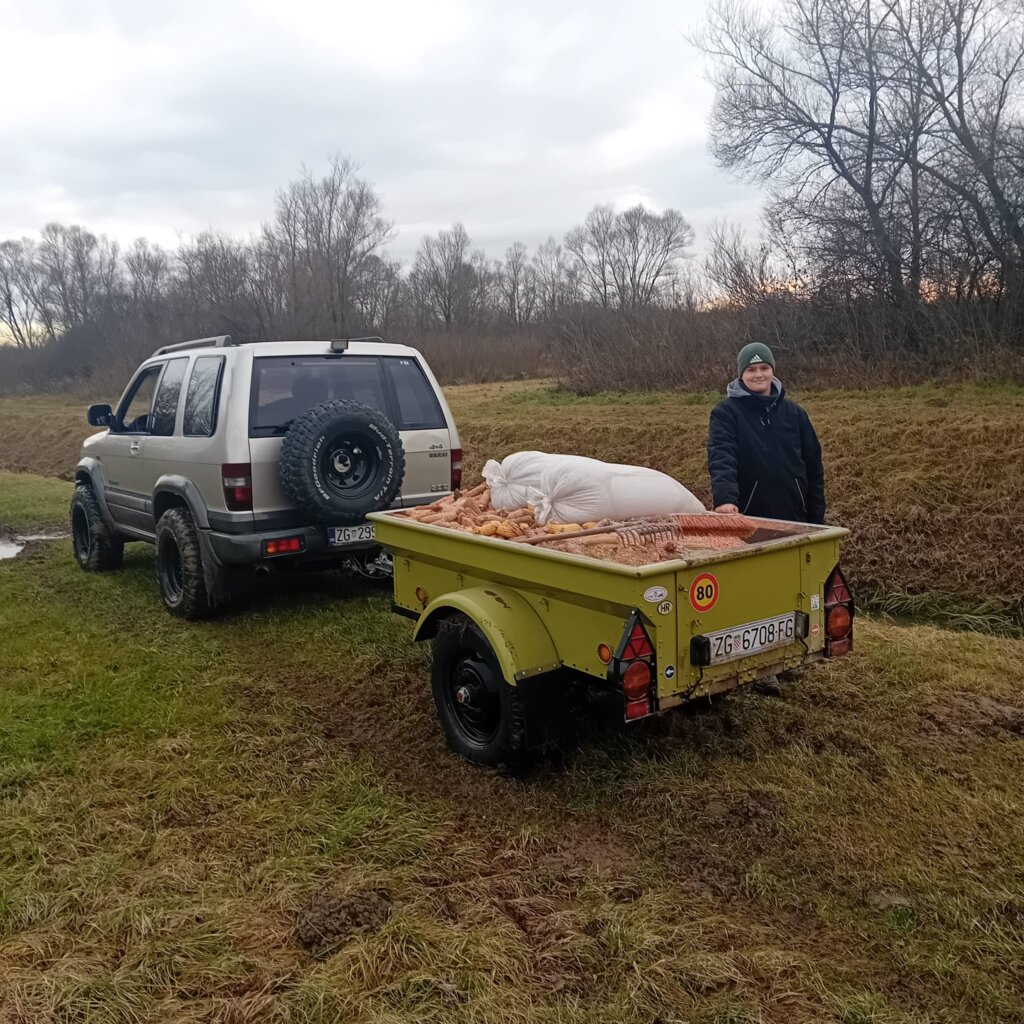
left=726, top=376, right=784, bottom=400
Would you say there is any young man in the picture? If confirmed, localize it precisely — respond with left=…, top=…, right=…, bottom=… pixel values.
left=707, top=342, right=825, bottom=524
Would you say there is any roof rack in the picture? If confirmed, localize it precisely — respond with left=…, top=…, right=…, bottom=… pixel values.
left=153, top=335, right=235, bottom=357
left=150, top=335, right=392, bottom=359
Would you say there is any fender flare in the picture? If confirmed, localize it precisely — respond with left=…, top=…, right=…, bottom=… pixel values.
left=413, top=585, right=560, bottom=684
left=74, top=458, right=116, bottom=528
left=152, top=475, right=211, bottom=529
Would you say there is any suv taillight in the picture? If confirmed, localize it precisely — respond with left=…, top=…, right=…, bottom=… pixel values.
left=222, top=462, right=253, bottom=512
left=451, top=447, right=463, bottom=492
left=824, top=564, right=854, bottom=657
left=610, top=611, right=656, bottom=720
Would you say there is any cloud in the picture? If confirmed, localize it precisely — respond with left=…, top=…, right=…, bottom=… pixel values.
left=0, top=0, right=763, bottom=259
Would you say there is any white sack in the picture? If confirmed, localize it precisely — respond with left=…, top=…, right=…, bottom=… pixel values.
left=482, top=451, right=555, bottom=510
left=482, top=450, right=705, bottom=524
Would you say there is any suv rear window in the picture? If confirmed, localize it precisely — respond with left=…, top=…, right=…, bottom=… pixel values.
left=250, top=355, right=446, bottom=436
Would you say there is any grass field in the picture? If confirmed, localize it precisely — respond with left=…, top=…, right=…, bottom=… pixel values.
left=2, top=443, right=1024, bottom=1018
left=3, top=382, right=1022, bottom=632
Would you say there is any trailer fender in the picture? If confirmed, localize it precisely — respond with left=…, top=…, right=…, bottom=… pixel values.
left=413, top=586, right=560, bottom=684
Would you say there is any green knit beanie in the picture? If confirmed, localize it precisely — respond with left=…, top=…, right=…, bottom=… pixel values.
left=737, top=341, right=775, bottom=376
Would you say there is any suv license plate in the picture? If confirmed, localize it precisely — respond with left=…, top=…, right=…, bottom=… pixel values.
left=706, top=612, right=798, bottom=665
left=328, top=524, right=376, bottom=545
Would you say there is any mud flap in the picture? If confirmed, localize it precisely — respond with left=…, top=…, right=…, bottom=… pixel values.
left=196, top=528, right=246, bottom=600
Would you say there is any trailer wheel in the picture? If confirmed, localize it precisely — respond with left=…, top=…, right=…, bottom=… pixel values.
left=431, top=614, right=526, bottom=768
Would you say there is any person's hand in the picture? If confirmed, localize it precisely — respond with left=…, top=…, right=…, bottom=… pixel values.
left=715, top=504, right=739, bottom=514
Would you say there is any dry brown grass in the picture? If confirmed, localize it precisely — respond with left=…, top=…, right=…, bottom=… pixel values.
left=1, top=379, right=1022, bottom=627
left=451, top=381, right=1024, bottom=630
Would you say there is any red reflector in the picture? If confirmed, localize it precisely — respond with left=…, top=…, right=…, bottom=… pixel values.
left=827, top=605, right=852, bottom=640
left=625, top=698, right=651, bottom=720
left=622, top=660, right=652, bottom=700
left=826, top=566, right=852, bottom=605
left=451, top=448, right=463, bottom=491
left=828, top=637, right=853, bottom=657
left=623, top=622, right=654, bottom=660
left=264, top=537, right=302, bottom=556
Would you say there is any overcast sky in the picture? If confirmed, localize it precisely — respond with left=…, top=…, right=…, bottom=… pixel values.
left=1, top=0, right=763, bottom=263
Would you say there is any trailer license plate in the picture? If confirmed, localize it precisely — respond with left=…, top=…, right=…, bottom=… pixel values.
left=706, top=613, right=798, bottom=664
left=328, top=524, right=376, bottom=545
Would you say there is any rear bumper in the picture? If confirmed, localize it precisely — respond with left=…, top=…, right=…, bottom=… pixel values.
left=205, top=525, right=377, bottom=567
left=657, top=649, right=825, bottom=710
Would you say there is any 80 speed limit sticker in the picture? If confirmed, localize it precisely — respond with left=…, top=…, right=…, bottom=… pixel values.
left=689, top=572, right=720, bottom=612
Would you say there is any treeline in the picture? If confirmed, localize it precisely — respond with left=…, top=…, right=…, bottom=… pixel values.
left=3, top=0, right=1024, bottom=395
left=0, top=157, right=696, bottom=392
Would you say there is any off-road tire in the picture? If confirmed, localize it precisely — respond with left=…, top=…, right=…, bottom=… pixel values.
left=155, top=508, right=213, bottom=620
left=70, top=483, right=124, bottom=572
left=431, top=614, right=527, bottom=769
left=279, top=400, right=405, bottom=525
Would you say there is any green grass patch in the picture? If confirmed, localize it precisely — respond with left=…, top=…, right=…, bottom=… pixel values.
left=0, top=469, right=70, bottom=532
left=2, top=466, right=1024, bottom=1020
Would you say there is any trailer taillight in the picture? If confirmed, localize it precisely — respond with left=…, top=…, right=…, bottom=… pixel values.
left=611, top=611, right=656, bottom=720
left=451, top=448, right=463, bottom=492
left=824, top=564, right=854, bottom=657
left=622, top=661, right=651, bottom=700
left=222, top=463, right=253, bottom=512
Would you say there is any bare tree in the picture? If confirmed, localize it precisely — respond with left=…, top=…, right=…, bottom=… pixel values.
left=532, top=237, right=575, bottom=317
left=264, top=156, right=393, bottom=336
left=883, top=0, right=1024, bottom=275
left=36, top=223, right=121, bottom=330
left=497, top=242, right=537, bottom=325
left=565, top=204, right=694, bottom=310
left=0, top=240, right=53, bottom=347
left=608, top=205, right=694, bottom=308
left=697, top=0, right=920, bottom=308
left=565, top=204, right=617, bottom=308
left=409, top=223, right=472, bottom=326
left=350, top=254, right=402, bottom=332
left=704, top=220, right=784, bottom=303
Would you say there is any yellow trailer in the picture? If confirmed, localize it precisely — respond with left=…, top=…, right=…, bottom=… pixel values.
left=369, top=510, right=854, bottom=767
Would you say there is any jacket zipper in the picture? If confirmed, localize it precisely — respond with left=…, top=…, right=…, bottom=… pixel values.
left=795, top=477, right=805, bottom=509
left=742, top=481, right=759, bottom=514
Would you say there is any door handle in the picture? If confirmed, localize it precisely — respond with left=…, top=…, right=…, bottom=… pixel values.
left=129, top=441, right=141, bottom=455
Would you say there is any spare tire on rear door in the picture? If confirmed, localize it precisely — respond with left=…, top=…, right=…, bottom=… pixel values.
left=279, top=399, right=405, bottom=524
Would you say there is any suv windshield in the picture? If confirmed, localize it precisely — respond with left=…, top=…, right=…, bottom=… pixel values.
left=249, top=355, right=446, bottom=437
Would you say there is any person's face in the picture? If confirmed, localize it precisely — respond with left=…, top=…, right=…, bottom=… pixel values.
left=741, top=361, right=774, bottom=394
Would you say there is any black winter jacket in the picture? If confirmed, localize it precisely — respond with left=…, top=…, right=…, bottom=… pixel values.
left=707, top=378, right=825, bottom=524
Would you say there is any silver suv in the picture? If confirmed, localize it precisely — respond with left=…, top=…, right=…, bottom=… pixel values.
left=71, top=336, right=461, bottom=618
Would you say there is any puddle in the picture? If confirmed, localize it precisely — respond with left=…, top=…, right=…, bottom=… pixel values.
left=0, top=532, right=68, bottom=560
left=0, top=539, right=24, bottom=559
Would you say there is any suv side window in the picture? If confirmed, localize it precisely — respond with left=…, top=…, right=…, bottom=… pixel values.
left=149, top=358, right=188, bottom=436
left=184, top=356, right=225, bottom=436
left=385, top=357, right=446, bottom=430
left=115, top=364, right=164, bottom=433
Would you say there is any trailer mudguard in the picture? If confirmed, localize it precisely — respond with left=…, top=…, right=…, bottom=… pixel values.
left=413, top=586, right=560, bottom=684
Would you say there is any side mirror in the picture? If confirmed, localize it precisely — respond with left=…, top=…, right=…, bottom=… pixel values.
left=88, top=404, right=113, bottom=427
